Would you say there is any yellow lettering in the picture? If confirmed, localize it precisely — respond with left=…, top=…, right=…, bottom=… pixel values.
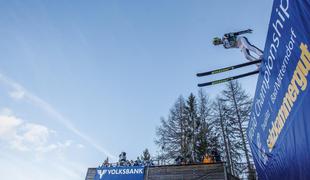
left=300, top=43, right=310, bottom=64
left=281, top=103, right=289, bottom=120
left=267, top=43, right=310, bottom=152
left=278, top=106, right=287, bottom=125
left=283, top=93, right=293, bottom=111
left=298, top=59, right=309, bottom=75
left=288, top=83, right=298, bottom=101
left=294, top=65, right=307, bottom=90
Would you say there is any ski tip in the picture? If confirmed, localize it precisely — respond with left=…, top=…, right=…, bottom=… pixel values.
left=196, top=73, right=204, bottom=77
left=197, top=84, right=206, bottom=87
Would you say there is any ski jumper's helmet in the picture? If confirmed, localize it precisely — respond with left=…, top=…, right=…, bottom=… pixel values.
left=213, top=37, right=223, bottom=45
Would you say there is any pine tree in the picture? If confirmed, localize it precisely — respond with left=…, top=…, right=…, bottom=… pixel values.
left=196, top=89, right=218, bottom=162
left=155, top=96, right=190, bottom=163
left=141, top=148, right=151, bottom=161
left=213, top=97, right=233, bottom=174
left=184, top=93, right=199, bottom=163
left=221, top=81, right=253, bottom=177
left=156, top=91, right=223, bottom=165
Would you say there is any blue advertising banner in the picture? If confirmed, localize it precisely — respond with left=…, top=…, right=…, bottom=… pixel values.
left=94, top=166, right=144, bottom=180
left=247, top=0, right=310, bottom=179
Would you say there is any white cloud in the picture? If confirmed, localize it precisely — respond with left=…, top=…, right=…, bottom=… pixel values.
left=0, top=108, right=13, bottom=116
left=0, top=112, right=49, bottom=151
left=22, top=123, right=49, bottom=145
left=0, top=109, right=74, bottom=153
left=9, top=87, right=25, bottom=99
left=77, top=143, right=85, bottom=149
left=0, top=150, right=86, bottom=180
left=35, top=140, right=72, bottom=153
left=0, top=73, right=117, bottom=160
left=10, top=136, right=30, bottom=151
left=0, top=115, right=22, bottom=136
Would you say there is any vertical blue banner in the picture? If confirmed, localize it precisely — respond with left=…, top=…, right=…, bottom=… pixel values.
left=94, top=166, right=144, bottom=180
left=247, top=0, right=310, bottom=179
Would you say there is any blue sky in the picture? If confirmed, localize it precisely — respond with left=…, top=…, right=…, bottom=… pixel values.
left=0, top=0, right=272, bottom=179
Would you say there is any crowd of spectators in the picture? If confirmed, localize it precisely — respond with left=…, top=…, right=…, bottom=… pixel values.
left=100, top=152, right=154, bottom=168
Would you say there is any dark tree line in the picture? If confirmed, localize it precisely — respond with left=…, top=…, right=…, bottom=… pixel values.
left=155, top=81, right=254, bottom=178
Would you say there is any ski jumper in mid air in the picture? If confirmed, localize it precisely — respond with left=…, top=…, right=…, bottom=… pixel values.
left=196, top=29, right=262, bottom=87
left=212, top=29, right=263, bottom=64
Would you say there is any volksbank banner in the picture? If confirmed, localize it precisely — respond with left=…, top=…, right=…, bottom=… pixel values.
left=247, top=0, right=310, bottom=179
left=94, top=166, right=144, bottom=180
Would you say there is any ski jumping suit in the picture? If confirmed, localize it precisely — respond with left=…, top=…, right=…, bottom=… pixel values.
left=223, top=33, right=263, bottom=62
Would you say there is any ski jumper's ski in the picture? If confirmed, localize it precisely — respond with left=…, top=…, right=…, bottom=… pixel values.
left=197, top=70, right=259, bottom=87
left=225, top=29, right=253, bottom=37
left=196, top=59, right=261, bottom=77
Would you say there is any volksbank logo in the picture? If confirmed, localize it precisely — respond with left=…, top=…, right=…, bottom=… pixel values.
left=97, top=169, right=108, bottom=178
left=97, top=168, right=144, bottom=179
